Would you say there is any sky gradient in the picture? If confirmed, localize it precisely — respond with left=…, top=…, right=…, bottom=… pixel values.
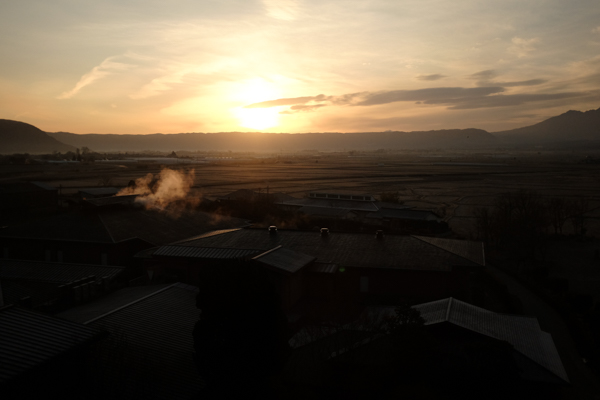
left=1, top=0, right=600, bottom=134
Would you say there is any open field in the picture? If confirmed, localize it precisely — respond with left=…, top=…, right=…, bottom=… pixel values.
left=3, top=150, right=600, bottom=238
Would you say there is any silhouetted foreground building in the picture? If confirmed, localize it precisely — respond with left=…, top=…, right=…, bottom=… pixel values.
left=58, top=283, right=205, bottom=400
left=0, top=181, right=57, bottom=223
left=373, top=297, right=569, bottom=384
left=0, top=259, right=126, bottom=310
left=142, top=227, right=484, bottom=311
left=0, top=208, right=247, bottom=266
left=0, top=305, right=105, bottom=398
left=283, top=298, right=569, bottom=398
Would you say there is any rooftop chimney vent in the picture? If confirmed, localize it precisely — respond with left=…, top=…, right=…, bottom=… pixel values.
left=320, top=227, right=330, bottom=237
left=269, top=226, right=277, bottom=235
left=376, top=230, right=384, bottom=240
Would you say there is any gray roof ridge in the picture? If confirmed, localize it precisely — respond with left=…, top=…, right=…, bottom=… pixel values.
left=97, top=213, right=117, bottom=243
left=83, top=283, right=178, bottom=325
left=445, top=297, right=453, bottom=321
left=170, top=227, right=242, bottom=245
left=252, top=245, right=283, bottom=260
left=411, top=235, right=484, bottom=266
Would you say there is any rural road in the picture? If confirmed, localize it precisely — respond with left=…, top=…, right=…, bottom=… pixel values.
left=486, top=264, right=600, bottom=399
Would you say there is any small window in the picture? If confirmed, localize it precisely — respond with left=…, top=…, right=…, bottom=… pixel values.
left=45, top=249, right=52, bottom=262
left=340, top=195, right=351, bottom=200
left=316, top=193, right=326, bottom=198
left=57, top=251, right=63, bottom=263
left=3, top=248, right=8, bottom=259
left=101, top=253, right=108, bottom=265
left=352, top=196, right=362, bottom=200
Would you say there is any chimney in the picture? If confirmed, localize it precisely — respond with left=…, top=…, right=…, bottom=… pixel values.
left=269, top=226, right=277, bottom=235
left=376, top=230, right=384, bottom=240
left=320, top=227, right=330, bottom=237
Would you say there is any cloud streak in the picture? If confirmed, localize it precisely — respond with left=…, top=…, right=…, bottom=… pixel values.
left=244, top=83, right=591, bottom=114
left=57, top=56, right=135, bottom=99
left=415, top=74, right=447, bottom=81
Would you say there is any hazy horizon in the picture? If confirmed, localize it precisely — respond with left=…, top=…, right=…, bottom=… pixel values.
left=2, top=1, right=600, bottom=135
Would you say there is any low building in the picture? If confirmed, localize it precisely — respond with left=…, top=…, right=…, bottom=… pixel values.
left=142, top=227, right=485, bottom=310
left=0, top=181, right=57, bottom=223
left=0, top=305, right=106, bottom=398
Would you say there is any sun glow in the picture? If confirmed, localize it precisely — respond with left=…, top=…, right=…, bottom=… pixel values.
left=234, top=107, right=280, bottom=130
left=229, top=78, right=283, bottom=130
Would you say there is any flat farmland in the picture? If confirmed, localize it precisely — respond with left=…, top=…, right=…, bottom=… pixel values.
left=3, top=151, right=600, bottom=237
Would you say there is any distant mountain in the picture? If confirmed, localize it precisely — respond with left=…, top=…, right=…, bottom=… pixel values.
left=0, top=119, right=75, bottom=154
left=494, top=107, right=600, bottom=145
left=47, top=128, right=496, bottom=152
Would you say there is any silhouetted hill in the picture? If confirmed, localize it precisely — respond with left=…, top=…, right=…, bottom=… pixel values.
left=47, top=128, right=496, bottom=152
left=0, top=120, right=75, bottom=154
left=494, top=107, right=600, bottom=146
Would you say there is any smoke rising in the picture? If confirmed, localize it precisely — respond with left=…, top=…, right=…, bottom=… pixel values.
left=117, top=168, right=199, bottom=216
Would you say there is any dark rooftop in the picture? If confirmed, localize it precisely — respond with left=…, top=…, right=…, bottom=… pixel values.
left=173, top=228, right=484, bottom=271
left=253, top=246, right=316, bottom=274
left=78, top=283, right=204, bottom=399
left=0, top=305, right=105, bottom=385
left=0, top=209, right=248, bottom=246
left=0, top=259, right=125, bottom=284
left=371, top=298, right=569, bottom=383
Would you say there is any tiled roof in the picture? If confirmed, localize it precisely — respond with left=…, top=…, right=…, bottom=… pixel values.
left=83, top=283, right=204, bottom=400
left=412, top=298, right=569, bottom=383
left=174, top=228, right=483, bottom=271
left=0, top=306, right=105, bottom=384
left=253, top=246, right=315, bottom=274
left=0, top=259, right=124, bottom=284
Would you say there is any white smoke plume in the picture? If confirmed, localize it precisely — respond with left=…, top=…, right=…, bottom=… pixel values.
left=117, top=168, right=200, bottom=216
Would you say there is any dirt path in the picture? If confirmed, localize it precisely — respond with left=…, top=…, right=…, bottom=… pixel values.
left=486, top=264, right=600, bottom=399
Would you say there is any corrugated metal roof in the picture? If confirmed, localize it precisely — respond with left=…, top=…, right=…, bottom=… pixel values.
left=79, top=187, right=119, bottom=197
left=277, top=198, right=380, bottom=212
left=174, top=229, right=483, bottom=271
left=410, top=298, right=569, bottom=383
left=413, top=235, right=485, bottom=266
left=253, top=246, right=315, bottom=274
left=57, top=284, right=173, bottom=324
left=0, top=306, right=105, bottom=384
left=153, top=245, right=261, bottom=259
left=85, top=283, right=204, bottom=400
left=308, top=262, right=339, bottom=274
left=297, top=206, right=355, bottom=218
left=366, top=209, right=440, bottom=221
left=0, top=259, right=125, bottom=284
left=84, top=194, right=138, bottom=207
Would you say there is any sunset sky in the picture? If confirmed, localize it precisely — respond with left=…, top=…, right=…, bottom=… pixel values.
left=1, top=0, right=600, bottom=134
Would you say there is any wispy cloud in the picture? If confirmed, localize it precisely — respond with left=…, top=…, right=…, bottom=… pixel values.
left=468, top=70, right=546, bottom=87
left=415, top=74, right=447, bottom=81
left=57, top=56, right=135, bottom=99
left=245, top=84, right=590, bottom=113
left=508, top=37, right=540, bottom=58
left=263, top=0, right=301, bottom=21
left=592, top=26, right=600, bottom=33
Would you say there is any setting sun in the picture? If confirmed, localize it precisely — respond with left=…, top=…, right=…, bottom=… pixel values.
left=234, top=107, right=280, bottom=130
